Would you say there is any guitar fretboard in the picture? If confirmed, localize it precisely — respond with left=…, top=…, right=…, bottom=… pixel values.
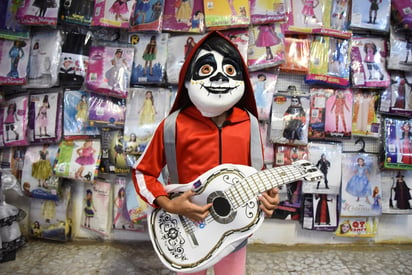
left=224, top=164, right=308, bottom=210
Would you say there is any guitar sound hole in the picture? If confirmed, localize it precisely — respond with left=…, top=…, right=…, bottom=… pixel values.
left=213, top=197, right=231, bottom=217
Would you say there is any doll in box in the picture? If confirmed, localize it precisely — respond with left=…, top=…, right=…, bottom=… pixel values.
left=315, top=153, right=330, bottom=189
left=35, top=95, right=50, bottom=137
left=4, top=102, right=19, bottom=141
left=400, top=121, right=412, bottom=165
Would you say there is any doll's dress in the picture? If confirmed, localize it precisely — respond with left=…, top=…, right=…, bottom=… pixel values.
left=75, top=147, right=95, bottom=165
left=302, top=0, right=315, bottom=17
left=345, top=166, right=372, bottom=198
left=176, top=0, right=192, bottom=22
left=105, top=57, right=128, bottom=91
left=109, top=0, right=129, bottom=15
left=84, top=199, right=94, bottom=217
left=4, top=107, right=15, bottom=124
left=32, top=151, right=52, bottom=181
left=0, top=202, right=26, bottom=262
left=29, top=48, right=42, bottom=79
left=75, top=101, right=88, bottom=123
left=36, top=105, right=48, bottom=128
left=139, top=99, right=155, bottom=125
left=255, top=25, right=280, bottom=48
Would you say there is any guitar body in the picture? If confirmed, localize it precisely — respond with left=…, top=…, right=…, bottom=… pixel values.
left=148, top=164, right=262, bottom=273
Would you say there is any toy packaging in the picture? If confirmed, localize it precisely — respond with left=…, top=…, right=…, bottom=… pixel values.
left=129, top=0, right=164, bottom=32
left=100, top=128, right=130, bottom=174
left=29, top=183, right=72, bottom=242
left=28, top=91, right=62, bottom=144
left=162, top=0, right=205, bottom=33
left=127, top=32, right=168, bottom=85
left=123, top=177, right=148, bottom=231
left=269, top=85, right=310, bottom=145
left=0, top=0, right=30, bottom=40
left=380, top=170, right=412, bottom=214
left=203, top=0, right=250, bottom=30
left=59, top=32, right=92, bottom=90
left=16, top=0, right=60, bottom=26
left=221, top=28, right=249, bottom=62
left=91, top=0, right=134, bottom=28
left=21, top=144, right=61, bottom=200
left=273, top=144, right=308, bottom=166
left=301, top=193, right=339, bottom=232
left=250, top=69, right=279, bottom=121
left=271, top=180, right=302, bottom=220
left=304, top=142, right=342, bottom=194
left=349, top=0, right=390, bottom=33
left=10, top=146, right=26, bottom=183
left=53, top=139, right=101, bottom=182
left=86, top=45, right=134, bottom=98
left=351, top=90, right=380, bottom=138
left=0, top=38, right=30, bottom=85
left=3, top=95, right=29, bottom=147
left=335, top=217, right=378, bottom=237
left=24, top=30, right=63, bottom=89
left=379, top=71, right=412, bottom=117
left=250, top=0, right=286, bottom=25
left=306, top=36, right=350, bottom=88
left=330, top=0, right=349, bottom=31
left=124, top=87, right=171, bottom=166
left=383, top=117, right=412, bottom=170
left=387, top=29, right=412, bottom=72
left=259, top=122, right=274, bottom=164
left=279, top=35, right=310, bottom=74
left=247, top=23, right=285, bottom=71
left=350, top=37, right=390, bottom=88
left=340, top=153, right=381, bottom=217
left=63, top=90, right=100, bottom=139
left=88, top=93, right=126, bottom=129
left=59, top=0, right=95, bottom=26
left=391, top=0, right=412, bottom=31
left=81, top=180, right=111, bottom=236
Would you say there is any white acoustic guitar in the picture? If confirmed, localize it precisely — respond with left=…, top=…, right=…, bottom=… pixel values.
left=148, top=160, right=323, bottom=273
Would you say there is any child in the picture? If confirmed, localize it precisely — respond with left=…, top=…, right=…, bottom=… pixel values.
left=4, top=103, right=19, bottom=141
left=109, top=0, right=130, bottom=21
left=105, top=49, right=129, bottom=91
left=75, top=140, right=96, bottom=180
left=138, top=90, right=156, bottom=125
left=32, top=144, right=52, bottom=188
left=36, top=95, right=50, bottom=137
left=84, top=189, right=96, bottom=228
left=345, top=157, right=371, bottom=204
left=142, top=36, right=157, bottom=76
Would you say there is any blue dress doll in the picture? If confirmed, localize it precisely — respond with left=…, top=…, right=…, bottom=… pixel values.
left=345, top=157, right=371, bottom=203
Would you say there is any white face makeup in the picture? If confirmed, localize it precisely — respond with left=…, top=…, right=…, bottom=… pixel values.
left=185, top=49, right=245, bottom=117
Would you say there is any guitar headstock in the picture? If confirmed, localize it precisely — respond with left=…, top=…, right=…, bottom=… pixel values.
left=292, top=160, right=324, bottom=182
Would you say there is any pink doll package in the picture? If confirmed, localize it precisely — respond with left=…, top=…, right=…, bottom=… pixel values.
left=21, top=144, right=61, bottom=200
left=247, top=23, right=285, bottom=71
left=383, top=117, right=412, bottom=170
left=250, top=0, right=286, bottom=25
left=81, top=180, right=111, bottom=236
left=100, top=128, right=130, bottom=174
left=203, top=0, right=250, bottom=30
left=0, top=0, right=30, bottom=40
left=350, top=0, right=390, bottom=33
left=86, top=45, right=134, bottom=98
left=16, top=0, right=60, bottom=26
left=127, top=32, right=169, bottom=85
left=249, top=69, right=279, bottom=121
left=0, top=38, right=30, bottom=85
left=162, top=0, right=205, bottom=33
left=24, top=30, right=63, bottom=89
left=380, top=170, right=412, bottom=215
left=350, top=37, right=390, bottom=88
left=351, top=90, right=381, bottom=138
left=2, top=95, right=29, bottom=146
left=341, top=153, right=382, bottom=217
left=88, top=92, right=126, bottom=129
left=129, top=0, right=164, bottom=32
left=91, top=0, right=134, bottom=28
left=28, top=90, right=62, bottom=144
left=53, top=139, right=101, bottom=182
left=282, top=0, right=326, bottom=32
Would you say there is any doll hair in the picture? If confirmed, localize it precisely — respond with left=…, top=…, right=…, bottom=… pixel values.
left=364, top=42, right=377, bottom=55
left=42, top=95, right=50, bottom=108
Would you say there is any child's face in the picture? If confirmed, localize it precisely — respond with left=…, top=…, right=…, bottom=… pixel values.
left=341, top=223, right=350, bottom=233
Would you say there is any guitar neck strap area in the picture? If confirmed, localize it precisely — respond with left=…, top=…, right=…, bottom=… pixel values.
left=164, top=109, right=263, bottom=184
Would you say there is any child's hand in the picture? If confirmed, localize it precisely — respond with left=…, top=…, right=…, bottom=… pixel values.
left=258, top=187, right=279, bottom=217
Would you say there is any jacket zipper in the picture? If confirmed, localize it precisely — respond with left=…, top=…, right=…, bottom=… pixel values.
left=218, top=126, right=222, bottom=164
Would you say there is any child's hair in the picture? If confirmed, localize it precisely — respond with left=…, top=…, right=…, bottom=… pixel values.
left=364, top=42, right=377, bottom=55
left=257, top=74, right=266, bottom=81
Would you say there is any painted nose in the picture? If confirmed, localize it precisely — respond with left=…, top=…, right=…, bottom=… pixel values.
left=210, top=72, right=229, bottom=82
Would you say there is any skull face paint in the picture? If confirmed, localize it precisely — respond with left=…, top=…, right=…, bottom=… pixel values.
left=185, top=49, right=245, bottom=117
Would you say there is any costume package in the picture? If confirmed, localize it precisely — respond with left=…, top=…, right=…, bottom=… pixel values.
left=91, top=0, right=134, bottom=29
left=10, top=147, right=25, bottom=184
left=309, top=88, right=352, bottom=139
left=279, top=36, right=310, bottom=74
left=281, top=0, right=328, bottom=33
left=21, top=144, right=60, bottom=200
left=0, top=0, right=30, bottom=40
left=124, top=87, right=171, bottom=166
left=350, top=37, right=390, bottom=88
left=129, top=0, right=164, bottom=32
left=247, top=24, right=285, bottom=71
left=127, top=32, right=168, bottom=85
left=221, top=28, right=249, bottom=62
left=0, top=38, right=30, bottom=85
left=301, top=193, right=339, bottom=232
left=162, top=0, right=205, bottom=33
left=391, top=0, right=412, bottom=31
left=100, top=128, right=130, bottom=174
left=379, top=71, right=412, bottom=117
left=380, top=170, right=412, bottom=214
left=29, top=182, right=71, bottom=241
left=28, top=90, right=62, bottom=144
left=81, top=180, right=111, bottom=236
left=269, top=85, right=310, bottom=145
left=59, top=0, right=95, bottom=26
left=88, top=93, right=126, bottom=129
left=349, top=0, right=390, bottom=33
left=271, top=180, right=303, bottom=220
left=330, top=0, right=349, bottom=31
left=53, top=139, right=101, bottom=182
left=123, top=177, right=147, bottom=231
left=335, top=217, right=378, bottom=238
left=63, top=90, right=100, bottom=139
left=387, top=28, right=412, bottom=72
left=24, top=30, right=63, bottom=89
left=259, top=122, right=274, bottom=164
left=59, top=32, right=92, bottom=89
left=203, top=0, right=250, bottom=30
left=250, top=69, right=278, bottom=121
left=250, top=0, right=286, bottom=25
left=2, top=95, right=29, bottom=147
left=16, top=0, right=60, bottom=26
left=383, top=117, right=412, bottom=170
left=340, top=153, right=381, bottom=217
left=273, top=144, right=308, bottom=166
left=351, top=90, right=380, bottom=138
left=86, top=45, right=134, bottom=98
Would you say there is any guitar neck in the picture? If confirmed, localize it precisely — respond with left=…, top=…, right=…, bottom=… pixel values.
left=225, top=164, right=308, bottom=210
